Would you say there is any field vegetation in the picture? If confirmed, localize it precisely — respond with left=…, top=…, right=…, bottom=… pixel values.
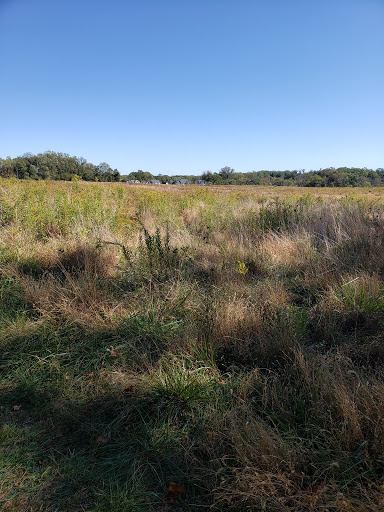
left=1, top=180, right=384, bottom=511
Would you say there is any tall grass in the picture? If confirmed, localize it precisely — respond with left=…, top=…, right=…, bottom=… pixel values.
left=1, top=180, right=384, bottom=511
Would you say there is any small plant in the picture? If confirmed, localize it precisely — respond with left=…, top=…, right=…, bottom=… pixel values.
left=180, top=246, right=195, bottom=261
left=235, top=260, right=248, bottom=275
left=257, top=199, right=309, bottom=233
left=137, top=226, right=180, bottom=279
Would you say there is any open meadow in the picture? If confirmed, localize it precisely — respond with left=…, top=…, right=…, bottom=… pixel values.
left=1, top=180, right=384, bottom=511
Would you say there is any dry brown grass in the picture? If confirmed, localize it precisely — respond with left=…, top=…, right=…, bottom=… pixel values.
left=202, top=349, right=384, bottom=511
left=5, top=242, right=123, bottom=328
left=260, top=231, right=314, bottom=269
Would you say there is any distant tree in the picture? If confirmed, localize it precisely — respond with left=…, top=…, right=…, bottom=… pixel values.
left=156, top=174, right=171, bottom=184
left=232, top=172, right=247, bottom=184
left=83, top=168, right=96, bottom=181
left=77, top=156, right=87, bottom=166
left=304, top=174, right=323, bottom=187
left=28, top=165, right=39, bottom=179
left=201, top=171, right=213, bottom=182
left=211, top=173, right=224, bottom=185
left=129, top=170, right=153, bottom=182
left=219, top=166, right=235, bottom=181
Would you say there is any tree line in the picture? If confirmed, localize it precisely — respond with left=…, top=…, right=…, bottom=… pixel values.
left=0, top=152, right=120, bottom=182
left=123, top=166, right=384, bottom=187
left=195, top=166, right=384, bottom=186
left=1, top=153, right=383, bottom=187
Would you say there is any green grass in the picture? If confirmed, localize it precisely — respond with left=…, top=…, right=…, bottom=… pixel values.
left=0, top=277, right=32, bottom=324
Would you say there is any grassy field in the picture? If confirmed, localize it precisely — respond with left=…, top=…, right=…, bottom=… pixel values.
left=1, top=180, right=384, bottom=511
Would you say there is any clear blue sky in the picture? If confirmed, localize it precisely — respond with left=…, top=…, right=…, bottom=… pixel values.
left=1, top=0, right=383, bottom=174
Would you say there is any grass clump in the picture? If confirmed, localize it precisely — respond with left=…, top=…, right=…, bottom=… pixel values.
left=330, top=274, right=384, bottom=313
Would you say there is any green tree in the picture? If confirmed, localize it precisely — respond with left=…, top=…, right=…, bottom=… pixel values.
left=133, top=170, right=153, bottom=182
left=219, top=166, right=235, bottom=181
left=201, top=171, right=213, bottom=182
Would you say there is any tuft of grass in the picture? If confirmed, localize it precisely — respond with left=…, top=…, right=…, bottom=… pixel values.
left=331, top=274, right=384, bottom=313
left=149, top=357, right=219, bottom=406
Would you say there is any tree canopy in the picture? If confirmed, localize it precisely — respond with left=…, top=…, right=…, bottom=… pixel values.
left=0, top=152, right=120, bottom=182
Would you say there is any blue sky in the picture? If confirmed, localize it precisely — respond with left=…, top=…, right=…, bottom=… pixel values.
left=0, top=0, right=383, bottom=174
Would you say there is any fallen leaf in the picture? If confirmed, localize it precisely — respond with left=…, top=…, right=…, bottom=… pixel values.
left=124, top=385, right=135, bottom=395
left=86, top=379, right=94, bottom=386
left=164, top=481, right=185, bottom=504
left=64, top=375, right=70, bottom=380
left=109, top=349, right=119, bottom=357
left=97, top=433, right=111, bottom=443
left=0, top=384, right=16, bottom=392
left=168, top=482, right=185, bottom=495
left=12, top=405, right=21, bottom=411
left=307, top=482, right=326, bottom=494
left=83, top=372, right=94, bottom=377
